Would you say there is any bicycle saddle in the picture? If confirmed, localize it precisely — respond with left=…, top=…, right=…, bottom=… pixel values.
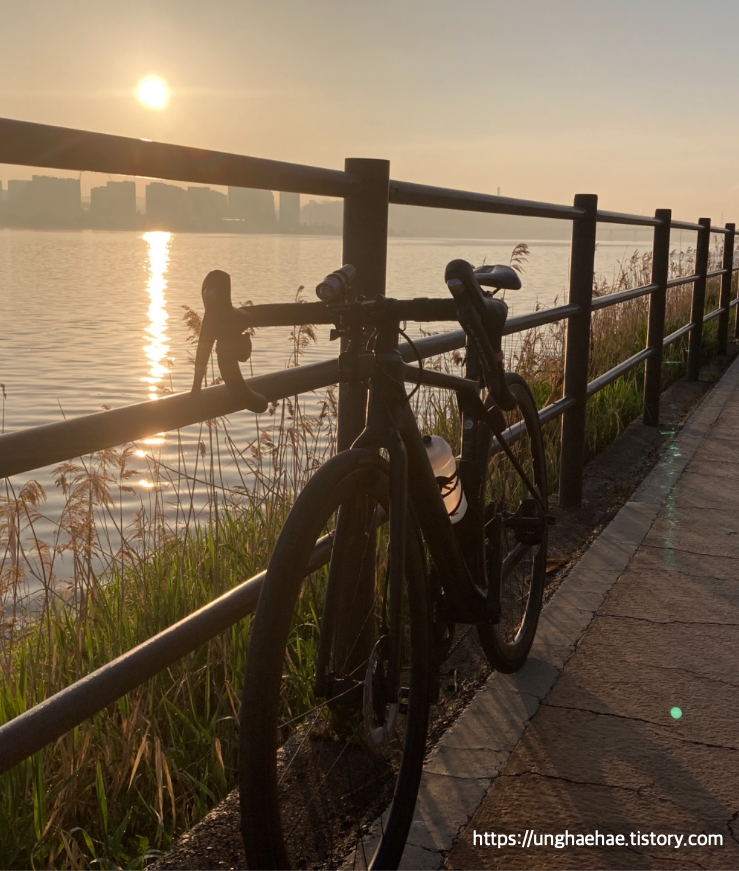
left=473, top=264, right=521, bottom=291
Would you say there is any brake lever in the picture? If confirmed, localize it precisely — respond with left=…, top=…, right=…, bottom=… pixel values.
left=190, top=269, right=269, bottom=413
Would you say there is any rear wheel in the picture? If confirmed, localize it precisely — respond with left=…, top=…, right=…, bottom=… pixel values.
left=240, top=449, right=431, bottom=870
left=477, top=373, right=548, bottom=673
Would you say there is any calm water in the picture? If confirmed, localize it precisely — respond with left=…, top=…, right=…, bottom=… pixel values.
left=1, top=229, right=654, bottom=425
left=0, top=229, right=655, bottom=587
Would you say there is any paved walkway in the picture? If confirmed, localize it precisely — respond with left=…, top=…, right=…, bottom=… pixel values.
left=397, top=357, right=739, bottom=870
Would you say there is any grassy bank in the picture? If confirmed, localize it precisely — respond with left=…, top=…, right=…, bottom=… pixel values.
left=0, top=245, right=732, bottom=869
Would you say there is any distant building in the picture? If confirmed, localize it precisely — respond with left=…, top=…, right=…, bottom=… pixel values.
left=7, top=176, right=81, bottom=222
left=228, top=186, right=276, bottom=232
left=146, top=182, right=186, bottom=228
left=31, top=176, right=81, bottom=220
left=211, top=190, right=228, bottom=217
left=186, top=186, right=227, bottom=228
left=90, top=180, right=137, bottom=227
left=7, top=180, right=31, bottom=216
left=279, top=192, right=300, bottom=232
left=301, top=197, right=343, bottom=232
left=6, top=180, right=29, bottom=223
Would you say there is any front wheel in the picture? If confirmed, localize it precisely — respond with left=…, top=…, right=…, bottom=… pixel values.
left=240, top=449, right=431, bottom=870
left=477, top=373, right=548, bottom=673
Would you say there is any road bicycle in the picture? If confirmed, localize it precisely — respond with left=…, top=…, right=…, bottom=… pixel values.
left=191, top=259, right=549, bottom=870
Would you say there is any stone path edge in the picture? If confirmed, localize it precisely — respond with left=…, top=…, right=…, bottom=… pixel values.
left=396, top=357, right=739, bottom=871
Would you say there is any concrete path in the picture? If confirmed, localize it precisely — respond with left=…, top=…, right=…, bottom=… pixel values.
left=396, top=357, right=739, bottom=870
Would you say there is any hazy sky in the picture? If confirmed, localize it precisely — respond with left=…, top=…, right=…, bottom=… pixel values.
left=2, top=0, right=738, bottom=223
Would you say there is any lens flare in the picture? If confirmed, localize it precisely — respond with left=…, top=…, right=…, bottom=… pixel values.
left=670, top=706, right=683, bottom=719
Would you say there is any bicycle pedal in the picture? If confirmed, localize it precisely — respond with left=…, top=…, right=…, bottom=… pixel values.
left=505, top=498, right=545, bottom=545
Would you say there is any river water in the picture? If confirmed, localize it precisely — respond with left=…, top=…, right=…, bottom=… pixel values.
left=0, top=229, right=675, bottom=590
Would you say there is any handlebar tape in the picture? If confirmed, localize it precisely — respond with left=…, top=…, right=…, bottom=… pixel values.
left=190, top=270, right=268, bottom=413
left=444, top=259, right=517, bottom=411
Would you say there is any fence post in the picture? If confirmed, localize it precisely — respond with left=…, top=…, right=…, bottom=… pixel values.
left=334, top=159, right=390, bottom=677
left=559, top=193, right=598, bottom=510
left=338, top=158, right=390, bottom=452
left=687, top=217, right=711, bottom=381
left=718, top=223, right=735, bottom=355
left=643, top=209, right=672, bottom=426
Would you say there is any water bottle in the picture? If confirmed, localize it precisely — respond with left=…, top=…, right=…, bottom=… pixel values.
left=422, top=435, right=467, bottom=523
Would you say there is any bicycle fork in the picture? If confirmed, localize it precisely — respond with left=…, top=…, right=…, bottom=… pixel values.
left=352, top=421, right=410, bottom=716
left=384, top=430, right=409, bottom=708
left=350, top=348, right=413, bottom=735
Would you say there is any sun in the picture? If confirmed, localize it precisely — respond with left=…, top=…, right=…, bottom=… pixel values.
left=136, top=76, right=169, bottom=110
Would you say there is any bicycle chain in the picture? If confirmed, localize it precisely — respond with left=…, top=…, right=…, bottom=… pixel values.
left=442, top=622, right=474, bottom=662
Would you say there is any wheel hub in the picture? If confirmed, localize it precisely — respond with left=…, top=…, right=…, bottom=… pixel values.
left=363, top=638, right=398, bottom=751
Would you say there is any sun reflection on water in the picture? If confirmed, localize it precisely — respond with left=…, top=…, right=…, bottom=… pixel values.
left=139, top=232, right=172, bottom=477
left=142, top=231, right=172, bottom=402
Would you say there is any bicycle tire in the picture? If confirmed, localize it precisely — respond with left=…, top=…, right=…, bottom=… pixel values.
left=240, top=449, right=431, bottom=870
left=477, top=373, right=548, bottom=673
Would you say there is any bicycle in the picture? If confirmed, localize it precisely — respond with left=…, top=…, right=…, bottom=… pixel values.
left=191, top=259, right=549, bottom=870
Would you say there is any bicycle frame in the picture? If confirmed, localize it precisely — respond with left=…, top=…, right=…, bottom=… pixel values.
left=337, top=315, right=495, bottom=699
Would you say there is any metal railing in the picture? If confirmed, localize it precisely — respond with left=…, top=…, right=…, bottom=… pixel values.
left=0, top=117, right=737, bottom=774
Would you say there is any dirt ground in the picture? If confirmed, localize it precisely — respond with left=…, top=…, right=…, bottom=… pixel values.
left=149, top=349, right=737, bottom=871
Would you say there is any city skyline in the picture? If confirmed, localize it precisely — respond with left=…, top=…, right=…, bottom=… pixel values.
left=0, top=174, right=655, bottom=241
left=0, top=174, right=308, bottom=233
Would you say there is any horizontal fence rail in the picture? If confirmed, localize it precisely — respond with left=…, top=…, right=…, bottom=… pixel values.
left=388, top=179, right=585, bottom=221
left=0, top=118, right=358, bottom=197
left=0, top=332, right=469, bottom=479
left=586, top=348, right=656, bottom=398
left=1, top=116, right=738, bottom=777
left=664, top=322, right=695, bottom=346
left=667, top=273, right=702, bottom=288
left=591, top=283, right=658, bottom=311
left=0, top=359, right=340, bottom=480
left=596, top=209, right=661, bottom=227
left=672, top=219, right=705, bottom=232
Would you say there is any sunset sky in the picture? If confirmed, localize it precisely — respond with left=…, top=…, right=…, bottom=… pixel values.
left=2, top=0, right=738, bottom=222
